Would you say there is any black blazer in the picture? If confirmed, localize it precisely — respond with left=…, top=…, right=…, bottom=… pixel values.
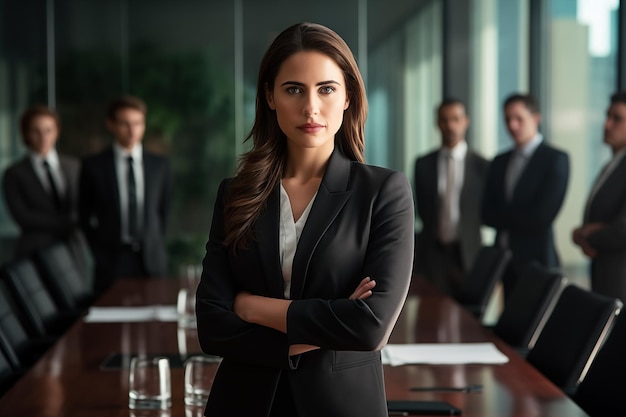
left=2, top=154, right=79, bottom=258
left=78, top=147, right=172, bottom=287
left=414, top=148, right=489, bottom=276
left=584, top=155, right=626, bottom=301
left=196, top=150, right=415, bottom=417
left=482, top=142, right=569, bottom=268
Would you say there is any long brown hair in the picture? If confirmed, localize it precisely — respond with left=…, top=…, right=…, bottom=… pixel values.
left=223, top=22, right=368, bottom=251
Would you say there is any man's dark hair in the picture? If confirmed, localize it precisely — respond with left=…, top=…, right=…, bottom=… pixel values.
left=610, top=91, right=626, bottom=106
left=503, top=93, right=540, bottom=114
left=107, top=95, right=147, bottom=121
left=436, top=97, right=467, bottom=120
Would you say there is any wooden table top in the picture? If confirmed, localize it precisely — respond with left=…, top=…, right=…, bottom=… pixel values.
left=0, top=277, right=589, bottom=417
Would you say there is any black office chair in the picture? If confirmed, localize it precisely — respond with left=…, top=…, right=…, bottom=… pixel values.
left=493, top=262, right=568, bottom=355
left=34, top=241, right=94, bottom=312
left=65, top=230, right=95, bottom=292
left=526, top=284, right=622, bottom=394
left=571, top=311, right=626, bottom=416
left=0, top=337, right=19, bottom=396
left=0, top=281, right=54, bottom=369
left=455, top=245, right=511, bottom=320
left=3, top=258, right=78, bottom=338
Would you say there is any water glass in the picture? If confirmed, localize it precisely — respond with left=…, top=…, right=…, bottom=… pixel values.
left=184, top=355, right=220, bottom=406
left=129, top=356, right=172, bottom=410
left=177, top=288, right=197, bottom=328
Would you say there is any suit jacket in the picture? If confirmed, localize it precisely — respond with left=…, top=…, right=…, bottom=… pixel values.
left=78, top=147, right=172, bottom=289
left=413, top=148, right=489, bottom=292
left=482, top=142, right=569, bottom=269
left=584, top=156, right=626, bottom=302
left=196, top=150, right=415, bottom=417
left=2, top=154, right=80, bottom=258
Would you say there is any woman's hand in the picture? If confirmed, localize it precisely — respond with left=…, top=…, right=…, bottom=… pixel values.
left=349, top=277, right=376, bottom=300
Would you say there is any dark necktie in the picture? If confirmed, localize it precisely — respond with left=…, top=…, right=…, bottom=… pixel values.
left=43, top=160, right=61, bottom=210
left=127, top=156, right=139, bottom=241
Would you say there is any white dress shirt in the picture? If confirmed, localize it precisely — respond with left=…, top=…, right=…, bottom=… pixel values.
left=29, top=148, right=67, bottom=197
left=279, top=183, right=317, bottom=299
left=113, top=143, right=145, bottom=243
left=437, top=140, right=467, bottom=242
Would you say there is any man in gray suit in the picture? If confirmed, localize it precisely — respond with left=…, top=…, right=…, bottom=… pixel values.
left=79, top=96, right=172, bottom=294
left=483, top=93, right=569, bottom=303
left=2, top=105, right=80, bottom=259
left=573, top=92, right=626, bottom=303
left=413, top=98, right=489, bottom=296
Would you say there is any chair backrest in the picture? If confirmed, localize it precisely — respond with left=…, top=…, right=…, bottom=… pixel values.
left=456, top=246, right=511, bottom=319
left=35, top=241, right=93, bottom=311
left=0, top=338, right=17, bottom=396
left=526, top=284, right=622, bottom=393
left=65, top=230, right=95, bottom=291
left=494, top=262, right=567, bottom=350
left=3, top=258, right=68, bottom=337
left=572, top=311, right=626, bottom=416
left=0, top=282, right=36, bottom=368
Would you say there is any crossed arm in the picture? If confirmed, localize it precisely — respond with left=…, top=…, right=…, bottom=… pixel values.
left=234, top=277, right=376, bottom=356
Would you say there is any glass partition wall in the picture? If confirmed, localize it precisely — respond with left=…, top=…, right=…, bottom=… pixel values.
left=0, top=0, right=622, bottom=286
left=0, top=0, right=429, bottom=270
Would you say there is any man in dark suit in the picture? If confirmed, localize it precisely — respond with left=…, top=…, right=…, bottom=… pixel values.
left=2, top=105, right=80, bottom=259
left=482, top=93, right=569, bottom=302
left=573, top=92, right=626, bottom=303
left=413, top=98, right=489, bottom=297
left=78, top=96, right=173, bottom=294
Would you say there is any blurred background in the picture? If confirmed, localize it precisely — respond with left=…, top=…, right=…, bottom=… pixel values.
left=0, top=0, right=622, bottom=284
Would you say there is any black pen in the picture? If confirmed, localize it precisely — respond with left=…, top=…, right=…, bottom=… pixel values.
left=388, top=412, right=409, bottom=416
left=409, top=384, right=483, bottom=393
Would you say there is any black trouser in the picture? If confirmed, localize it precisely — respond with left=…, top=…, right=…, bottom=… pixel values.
left=269, top=372, right=298, bottom=417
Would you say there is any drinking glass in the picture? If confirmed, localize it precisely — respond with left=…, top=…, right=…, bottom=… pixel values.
left=184, top=355, right=220, bottom=406
left=128, top=356, right=172, bottom=410
left=177, top=288, right=197, bottom=329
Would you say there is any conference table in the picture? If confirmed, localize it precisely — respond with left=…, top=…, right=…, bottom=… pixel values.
left=0, top=276, right=589, bottom=417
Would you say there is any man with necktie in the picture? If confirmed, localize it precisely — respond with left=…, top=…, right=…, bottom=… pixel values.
left=414, top=98, right=489, bottom=297
left=78, top=96, right=173, bottom=294
left=573, top=92, right=626, bottom=303
left=2, top=105, right=80, bottom=259
left=482, top=93, right=569, bottom=302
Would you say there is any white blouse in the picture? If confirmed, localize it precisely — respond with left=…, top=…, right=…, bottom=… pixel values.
left=279, top=183, right=317, bottom=299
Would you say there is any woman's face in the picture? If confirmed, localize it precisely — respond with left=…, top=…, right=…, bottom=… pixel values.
left=267, top=51, right=350, bottom=154
left=26, top=115, right=59, bottom=156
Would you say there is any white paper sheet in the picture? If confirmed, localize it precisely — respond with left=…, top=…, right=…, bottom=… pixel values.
left=382, top=342, right=509, bottom=366
left=84, top=305, right=178, bottom=323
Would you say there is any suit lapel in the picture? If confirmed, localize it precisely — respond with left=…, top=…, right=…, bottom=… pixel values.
left=143, top=151, right=153, bottom=227
left=586, top=155, right=626, bottom=222
left=460, top=152, right=475, bottom=210
left=254, top=184, right=285, bottom=298
left=512, top=144, right=546, bottom=201
left=105, top=148, right=122, bottom=222
left=23, top=157, right=58, bottom=210
left=290, top=150, right=352, bottom=299
left=58, top=157, right=73, bottom=209
left=428, top=152, right=439, bottom=213
left=23, top=157, right=49, bottom=195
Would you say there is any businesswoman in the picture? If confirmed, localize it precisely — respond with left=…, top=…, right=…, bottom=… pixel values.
left=196, top=22, right=414, bottom=417
left=2, top=105, right=80, bottom=259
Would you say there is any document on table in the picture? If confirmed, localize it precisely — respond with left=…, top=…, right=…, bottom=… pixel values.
left=381, top=342, right=509, bottom=366
left=84, top=305, right=178, bottom=322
